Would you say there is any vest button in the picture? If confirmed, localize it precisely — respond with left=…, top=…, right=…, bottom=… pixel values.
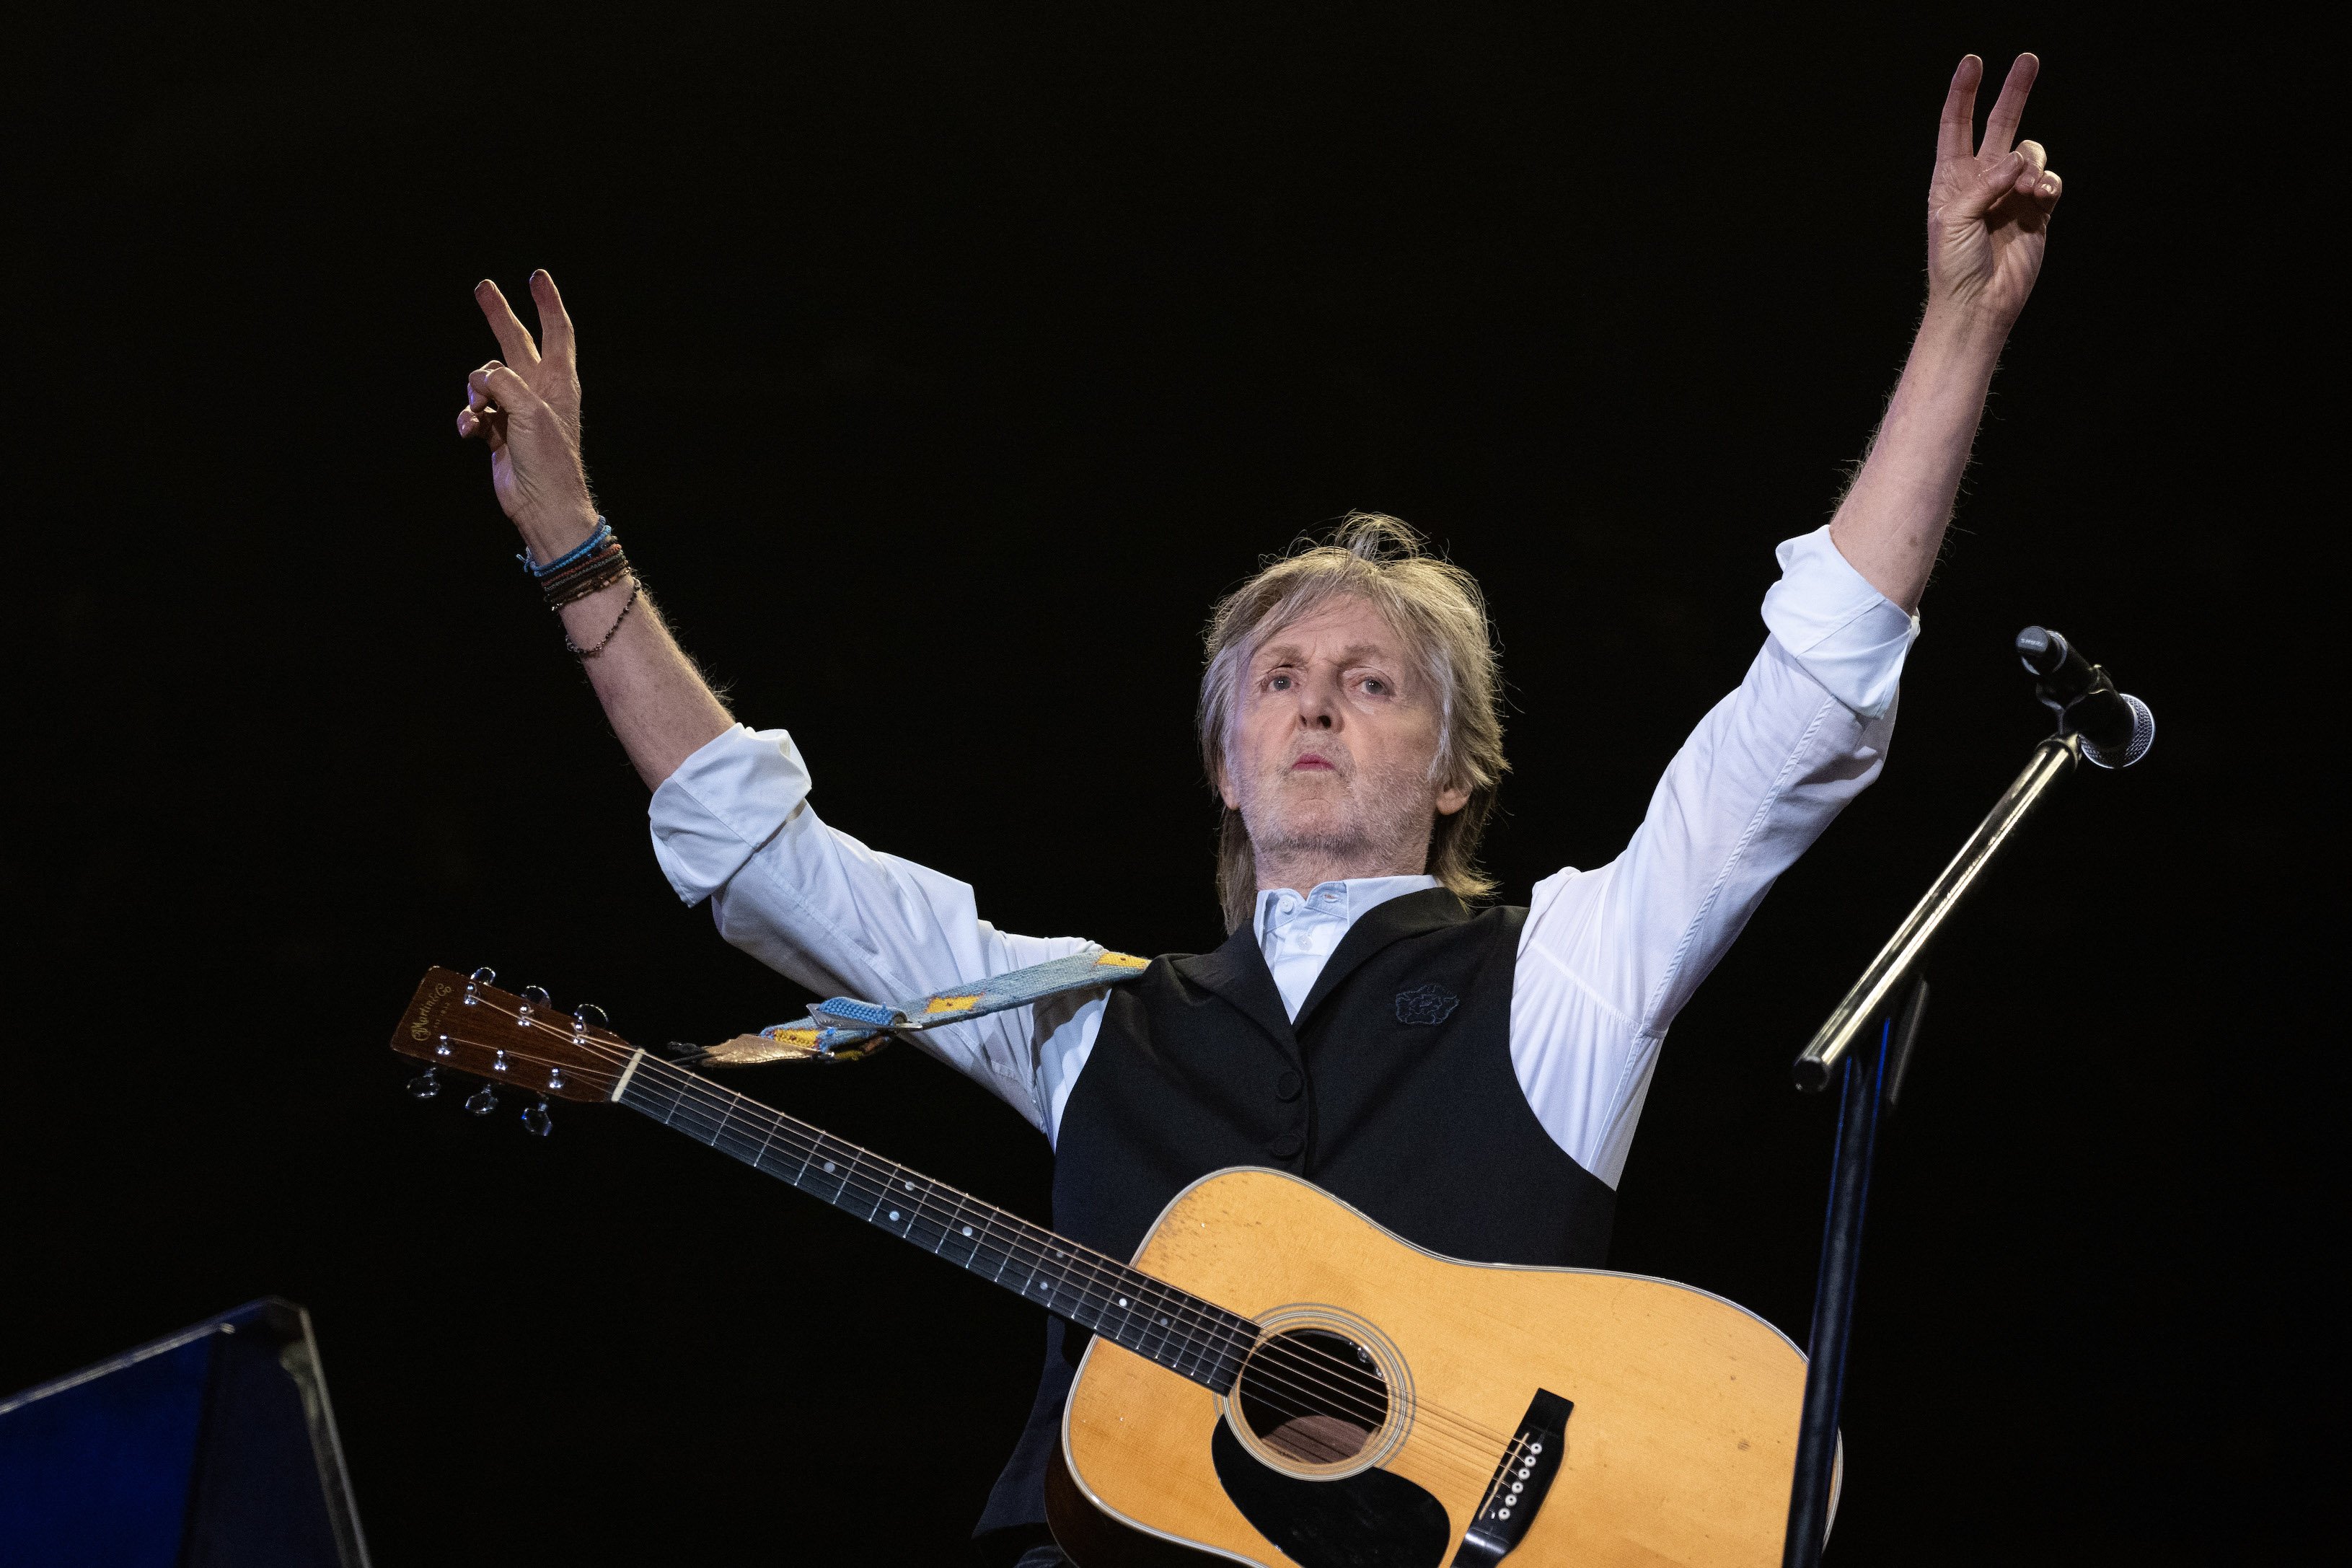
left=1267, top=1130, right=1303, bottom=1158
left=1274, top=1070, right=1303, bottom=1101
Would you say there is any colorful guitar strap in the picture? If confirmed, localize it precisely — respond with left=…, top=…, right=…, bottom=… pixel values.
left=691, top=948, right=1153, bottom=1067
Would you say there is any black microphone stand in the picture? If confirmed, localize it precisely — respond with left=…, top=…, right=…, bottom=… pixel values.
left=1779, top=627, right=2149, bottom=1567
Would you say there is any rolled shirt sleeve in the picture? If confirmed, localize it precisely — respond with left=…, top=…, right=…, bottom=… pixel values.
left=648, top=723, right=815, bottom=907
left=1512, top=527, right=1916, bottom=1187
left=1761, top=524, right=1920, bottom=719
left=648, top=726, right=1098, bottom=1131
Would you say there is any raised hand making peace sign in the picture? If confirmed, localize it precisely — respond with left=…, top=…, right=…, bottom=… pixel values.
left=457, top=270, right=598, bottom=560
left=1929, top=53, right=2063, bottom=326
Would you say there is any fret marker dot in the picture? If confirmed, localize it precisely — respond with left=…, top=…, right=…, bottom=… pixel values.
left=889, top=1210, right=901, bottom=1222
left=824, top=1161, right=836, bottom=1172
left=961, top=1226, right=973, bottom=1236
left=1119, top=1298, right=1129, bottom=1308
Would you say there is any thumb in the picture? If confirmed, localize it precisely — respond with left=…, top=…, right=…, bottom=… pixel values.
left=1946, top=151, right=2025, bottom=224
left=468, top=362, right=546, bottom=415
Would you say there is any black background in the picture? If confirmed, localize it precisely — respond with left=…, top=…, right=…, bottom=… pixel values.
left=8, top=7, right=2323, bottom=1565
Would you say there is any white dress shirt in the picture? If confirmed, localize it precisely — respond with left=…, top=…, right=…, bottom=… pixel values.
left=647, top=525, right=1916, bottom=1189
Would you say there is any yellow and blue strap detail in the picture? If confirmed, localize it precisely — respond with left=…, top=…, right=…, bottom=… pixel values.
left=693, top=948, right=1152, bottom=1067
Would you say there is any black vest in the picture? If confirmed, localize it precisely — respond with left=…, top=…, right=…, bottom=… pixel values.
left=974, top=888, right=1617, bottom=1538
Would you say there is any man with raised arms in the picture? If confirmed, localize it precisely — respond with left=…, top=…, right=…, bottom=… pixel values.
left=456, top=56, right=2062, bottom=1564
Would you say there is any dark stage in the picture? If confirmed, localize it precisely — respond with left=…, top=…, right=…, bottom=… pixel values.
left=8, top=9, right=2320, bottom=1564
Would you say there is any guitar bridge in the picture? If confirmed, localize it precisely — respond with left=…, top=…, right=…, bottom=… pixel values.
left=1450, top=1389, right=1572, bottom=1566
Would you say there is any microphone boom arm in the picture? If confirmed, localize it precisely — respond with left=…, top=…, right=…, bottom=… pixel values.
left=1790, top=730, right=2081, bottom=1091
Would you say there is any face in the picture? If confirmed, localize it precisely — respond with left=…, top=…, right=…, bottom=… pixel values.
left=1217, top=595, right=1471, bottom=882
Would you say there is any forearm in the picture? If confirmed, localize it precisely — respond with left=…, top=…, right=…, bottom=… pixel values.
left=1828, top=304, right=2011, bottom=612
left=529, top=501, right=733, bottom=789
left=555, top=568, right=735, bottom=790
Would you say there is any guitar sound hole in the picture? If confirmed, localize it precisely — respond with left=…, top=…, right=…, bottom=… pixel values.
left=1236, top=1328, right=1389, bottom=1465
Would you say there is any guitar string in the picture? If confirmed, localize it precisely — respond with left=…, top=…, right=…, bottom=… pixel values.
left=431, top=1037, right=1517, bottom=1488
left=419, top=1013, right=1520, bottom=1474
left=1471, top=1433, right=1533, bottom=1526
left=442, top=999, right=1327, bottom=1406
left=1467, top=1438, right=1543, bottom=1533
left=493, top=1011, right=1534, bottom=1466
left=426, top=1024, right=1264, bottom=1385
left=420, top=1005, right=1527, bottom=1472
left=621, top=1064, right=1507, bottom=1473
left=419, top=999, right=1525, bottom=1466
left=441, top=1034, right=1495, bottom=1471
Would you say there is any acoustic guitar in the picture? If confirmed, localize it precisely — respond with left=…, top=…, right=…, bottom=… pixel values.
left=392, top=966, right=1825, bottom=1567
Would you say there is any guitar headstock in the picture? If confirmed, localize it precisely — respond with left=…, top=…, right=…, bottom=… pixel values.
left=390, top=967, right=637, bottom=1131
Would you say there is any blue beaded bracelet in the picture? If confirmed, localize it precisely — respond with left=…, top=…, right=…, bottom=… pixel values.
left=518, top=516, right=612, bottom=577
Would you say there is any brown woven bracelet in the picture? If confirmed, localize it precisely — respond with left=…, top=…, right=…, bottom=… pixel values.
left=545, top=556, right=631, bottom=609
left=540, top=542, right=628, bottom=605
left=563, top=576, right=642, bottom=659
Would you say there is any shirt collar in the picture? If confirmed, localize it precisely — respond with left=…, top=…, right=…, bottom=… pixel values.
left=1256, top=874, right=1441, bottom=942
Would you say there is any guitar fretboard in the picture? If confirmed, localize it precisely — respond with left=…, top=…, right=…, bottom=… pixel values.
left=617, top=1053, right=1254, bottom=1392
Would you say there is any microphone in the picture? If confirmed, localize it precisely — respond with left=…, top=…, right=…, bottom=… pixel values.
left=2015, top=626, right=2155, bottom=768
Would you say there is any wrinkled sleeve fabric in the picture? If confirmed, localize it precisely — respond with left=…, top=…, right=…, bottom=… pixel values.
left=648, top=725, right=1100, bottom=1134
left=1512, top=526, right=1919, bottom=1189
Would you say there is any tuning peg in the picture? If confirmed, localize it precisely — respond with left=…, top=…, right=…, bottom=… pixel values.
left=464, top=1083, right=500, bottom=1116
left=406, top=1067, right=443, bottom=1100
left=521, top=1098, right=553, bottom=1137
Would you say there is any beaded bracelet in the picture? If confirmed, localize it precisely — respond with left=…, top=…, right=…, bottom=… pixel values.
left=519, top=517, right=612, bottom=577
left=564, top=577, right=642, bottom=659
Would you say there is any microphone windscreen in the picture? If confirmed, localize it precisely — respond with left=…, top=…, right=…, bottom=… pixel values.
left=2079, top=692, right=2156, bottom=769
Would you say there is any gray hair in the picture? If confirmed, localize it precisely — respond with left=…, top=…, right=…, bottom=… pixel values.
left=1197, top=513, right=1508, bottom=932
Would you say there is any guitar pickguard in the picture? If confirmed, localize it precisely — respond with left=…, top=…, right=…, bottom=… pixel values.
left=1210, top=1419, right=1451, bottom=1568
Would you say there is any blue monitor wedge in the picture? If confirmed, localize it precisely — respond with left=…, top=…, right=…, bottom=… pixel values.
left=0, top=1298, right=369, bottom=1568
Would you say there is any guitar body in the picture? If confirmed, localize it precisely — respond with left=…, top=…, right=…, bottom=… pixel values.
left=1054, top=1168, right=1813, bottom=1568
